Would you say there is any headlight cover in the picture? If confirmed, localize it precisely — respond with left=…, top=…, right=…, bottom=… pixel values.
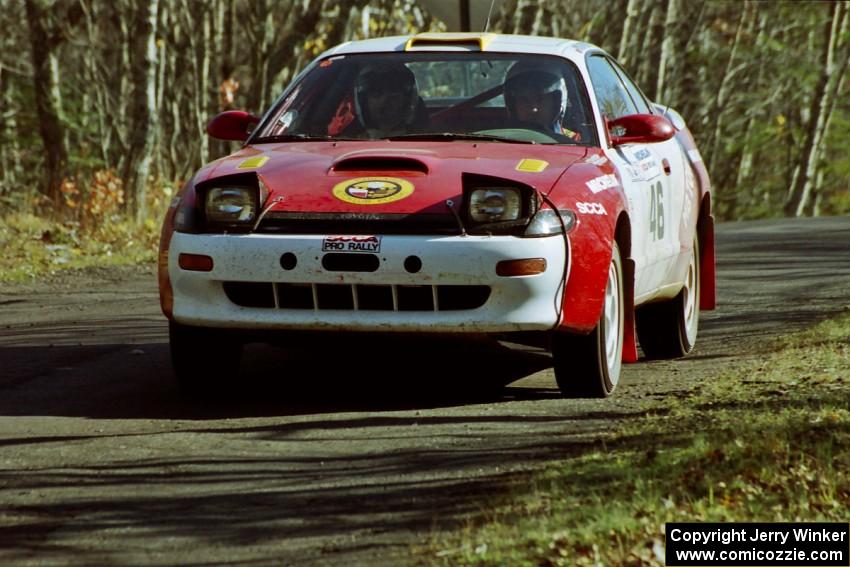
left=196, top=173, right=269, bottom=232
left=206, top=187, right=258, bottom=223
left=469, top=188, right=522, bottom=223
left=461, top=173, right=538, bottom=235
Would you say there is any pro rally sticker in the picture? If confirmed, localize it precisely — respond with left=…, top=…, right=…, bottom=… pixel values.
left=322, top=235, right=382, bottom=253
left=332, top=177, right=414, bottom=205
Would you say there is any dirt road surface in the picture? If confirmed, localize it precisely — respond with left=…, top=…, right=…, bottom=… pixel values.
left=1, top=217, right=848, bottom=566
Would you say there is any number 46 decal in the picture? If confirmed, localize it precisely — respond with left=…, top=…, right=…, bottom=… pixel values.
left=649, top=181, right=664, bottom=240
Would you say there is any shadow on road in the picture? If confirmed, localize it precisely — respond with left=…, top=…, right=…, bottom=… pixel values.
left=4, top=218, right=848, bottom=564
left=0, top=335, right=564, bottom=420
left=0, top=412, right=675, bottom=565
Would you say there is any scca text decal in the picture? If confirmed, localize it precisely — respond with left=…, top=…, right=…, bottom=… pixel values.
left=332, top=177, right=414, bottom=205
left=576, top=202, right=607, bottom=215
left=322, top=235, right=382, bottom=253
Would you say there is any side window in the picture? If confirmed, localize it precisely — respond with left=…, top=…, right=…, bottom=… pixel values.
left=586, top=55, right=639, bottom=120
left=610, top=60, right=652, bottom=114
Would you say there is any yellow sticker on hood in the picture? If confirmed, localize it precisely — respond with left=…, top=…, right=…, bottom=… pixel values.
left=332, top=177, right=414, bottom=205
left=237, top=156, right=269, bottom=169
left=516, top=159, right=549, bottom=173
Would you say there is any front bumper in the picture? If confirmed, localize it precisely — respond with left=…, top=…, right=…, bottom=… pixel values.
left=168, top=232, right=568, bottom=333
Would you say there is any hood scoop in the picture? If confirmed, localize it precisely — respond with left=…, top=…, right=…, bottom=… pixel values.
left=331, top=156, right=429, bottom=175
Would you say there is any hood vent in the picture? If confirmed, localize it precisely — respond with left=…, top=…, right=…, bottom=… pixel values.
left=332, top=157, right=429, bottom=174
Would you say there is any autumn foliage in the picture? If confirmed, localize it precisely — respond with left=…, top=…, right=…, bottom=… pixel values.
left=1, top=0, right=848, bottom=255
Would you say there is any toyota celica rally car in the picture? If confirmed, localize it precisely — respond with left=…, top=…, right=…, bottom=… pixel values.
left=158, top=32, right=715, bottom=398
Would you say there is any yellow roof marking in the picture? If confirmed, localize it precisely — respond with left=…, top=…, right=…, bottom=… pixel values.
left=237, top=156, right=269, bottom=169
left=516, top=159, right=549, bottom=173
left=405, top=33, right=496, bottom=51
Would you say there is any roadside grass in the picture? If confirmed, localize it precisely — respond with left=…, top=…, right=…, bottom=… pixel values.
left=0, top=212, right=159, bottom=282
left=426, top=312, right=850, bottom=566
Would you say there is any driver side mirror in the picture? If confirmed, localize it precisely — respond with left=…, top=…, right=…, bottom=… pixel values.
left=608, top=114, right=675, bottom=146
left=206, top=110, right=261, bottom=141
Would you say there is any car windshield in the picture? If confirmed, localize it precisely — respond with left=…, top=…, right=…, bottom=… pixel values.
left=254, top=53, right=596, bottom=146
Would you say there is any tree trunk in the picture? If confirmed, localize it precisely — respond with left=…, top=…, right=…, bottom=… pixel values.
left=122, top=0, right=160, bottom=223
left=625, top=0, right=653, bottom=75
left=637, top=0, right=666, bottom=100
left=0, top=63, right=18, bottom=198
left=618, top=0, right=640, bottom=65
left=512, top=0, right=538, bottom=35
left=81, top=0, right=111, bottom=165
left=734, top=8, right=770, bottom=211
left=180, top=0, right=211, bottom=166
left=655, top=0, right=683, bottom=107
left=154, top=0, right=168, bottom=179
left=162, top=4, right=182, bottom=179
left=25, top=0, right=68, bottom=210
left=243, top=0, right=275, bottom=113
left=705, top=2, right=752, bottom=181
left=115, top=0, right=133, bottom=172
left=784, top=2, right=849, bottom=216
left=529, top=0, right=554, bottom=36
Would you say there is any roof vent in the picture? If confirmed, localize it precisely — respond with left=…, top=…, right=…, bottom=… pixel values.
left=405, top=33, right=495, bottom=52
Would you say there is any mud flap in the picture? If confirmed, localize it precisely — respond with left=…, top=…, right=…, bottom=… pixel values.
left=621, top=257, right=638, bottom=363
left=699, top=214, right=716, bottom=310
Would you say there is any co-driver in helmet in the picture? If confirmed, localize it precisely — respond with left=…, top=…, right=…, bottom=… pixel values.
left=352, top=62, right=424, bottom=138
left=503, top=61, right=580, bottom=141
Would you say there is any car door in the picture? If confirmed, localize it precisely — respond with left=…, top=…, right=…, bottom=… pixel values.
left=586, top=54, right=685, bottom=300
left=609, top=59, right=691, bottom=296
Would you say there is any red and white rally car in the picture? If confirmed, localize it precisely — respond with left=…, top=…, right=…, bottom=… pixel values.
left=158, top=32, right=715, bottom=397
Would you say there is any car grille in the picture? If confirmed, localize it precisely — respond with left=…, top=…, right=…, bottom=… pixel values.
left=256, top=211, right=462, bottom=235
left=223, top=282, right=490, bottom=311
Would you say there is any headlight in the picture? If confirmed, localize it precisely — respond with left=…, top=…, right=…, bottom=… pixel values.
left=205, top=186, right=258, bottom=223
left=196, top=173, right=269, bottom=232
left=460, top=173, right=538, bottom=235
left=468, top=188, right=522, bottom=223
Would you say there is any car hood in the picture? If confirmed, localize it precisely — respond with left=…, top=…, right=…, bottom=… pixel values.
left=197, top=141, right=587, bottom=214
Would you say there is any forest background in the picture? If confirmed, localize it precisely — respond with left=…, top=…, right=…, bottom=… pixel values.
left=1, top=0, right=848, bottom=279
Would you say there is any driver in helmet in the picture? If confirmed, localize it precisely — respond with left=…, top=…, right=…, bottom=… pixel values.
left=503, top=61, right=580, bottom=141
left=352, top=62, right=424, bottom=138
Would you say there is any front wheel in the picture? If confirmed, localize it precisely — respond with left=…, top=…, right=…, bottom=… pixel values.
left=169, top=321, right=243, bottom=394
left=551, top=242, right=624, bottom=398
left=635, top=236, right=700, bottom=359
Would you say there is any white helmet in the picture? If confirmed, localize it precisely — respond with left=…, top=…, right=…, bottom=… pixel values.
left=504, top=61, right=569, bottom=134
left=354, top=63, right=420, bottom=135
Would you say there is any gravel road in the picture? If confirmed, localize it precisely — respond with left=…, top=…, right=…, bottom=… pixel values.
left=0, top=216, right=848, bottom=566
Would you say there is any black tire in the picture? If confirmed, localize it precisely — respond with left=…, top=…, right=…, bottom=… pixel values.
left=169, top=321, right=243, bottom=394
left=635, top=236, right=700, bottom=359
left=552, top=242, right=624, bottom=398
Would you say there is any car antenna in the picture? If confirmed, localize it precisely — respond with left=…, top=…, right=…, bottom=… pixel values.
left=483, top=0, right=496, bottom=33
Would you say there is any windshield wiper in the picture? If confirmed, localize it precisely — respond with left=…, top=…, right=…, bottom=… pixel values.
left=386, top=132, right=537, bottom=144
left=252, top=134, right=360, bottom=143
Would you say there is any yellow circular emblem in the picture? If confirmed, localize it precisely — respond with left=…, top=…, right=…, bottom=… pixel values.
left=332, top=177, right=415, bottom=205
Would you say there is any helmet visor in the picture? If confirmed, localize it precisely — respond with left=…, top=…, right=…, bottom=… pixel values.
left=505, top=70, right=564, bottom=96
left=358, top=67, right=415, bottom=99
